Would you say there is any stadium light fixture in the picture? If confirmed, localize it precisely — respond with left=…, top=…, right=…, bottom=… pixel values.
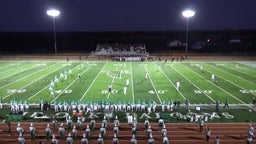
left=182, top=10, right=195, bottom=56
left=47, top=9, right=60, bottom=54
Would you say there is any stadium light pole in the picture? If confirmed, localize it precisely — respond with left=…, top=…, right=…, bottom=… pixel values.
left=182, top=10, right=195, bottom=56
left=47, top=9, right=60, bottom=54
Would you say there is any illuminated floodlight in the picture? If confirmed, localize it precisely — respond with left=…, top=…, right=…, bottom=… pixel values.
left=182, top=10, right=195, bottom=18
left=47, top=9, right=60, bottom=53
left=47, top=9, right=60, bottom=17
left=182, top=9, right=195, bottom=56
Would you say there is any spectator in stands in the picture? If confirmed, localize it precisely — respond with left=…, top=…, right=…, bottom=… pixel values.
left=29, top=122, right=36, bottom=140
left=59, top=123, right=65, bottom=140
left=16, top=123, right=24, bottom=136
left=214, top=135, right=220, bottom=144
left=102, top=116, right=108, bottom=128
left=130, top=134, right=137, bottom=144
left=52, top=116, right=58, bottom=131
left=248, top=124, right=254, bottom=137
left=198, top=118, right=205, bottom=132
left=112, top=133, right=119, bottom=144
left=18, top=133, right=25, bottom=144
left=205, top=127, right=211, bottom=141
left=51, top=134, right=58, bottom=144
left=81, top=133, right=88, bottom=144
left=97, top=133, right=104, bottom=144
left=161, top=125, right=167, bottom=137
left=158, top=117, right=165, bottom=131
left=6, top=120, right=11, bottom=136
left=100, top=123, right=106, bottom=139
left=131, top=124, right=137, bottom=138
left=247, top=134, right=253, bottom=144
left=162, top=134, right=169, bottom=144
left=66, top=116, right=73, bottom=131
left=66, top=132, right=73, bottom=144
left=45, top=123, right=51, bottom=140
left=148, top=133, right=154, bottom=144
left=90, top=118, right=96, bottom=131
left=85, top=125, right=91, bottom=141
left=114, top=116, right=120, bottom=127
left=144, top=118, right=150, bottom=130
left=72, top=125, right=78, bottom=141
left=113, top=123, right=119, bottom=137
left=146, top=125, right=152, bottom=139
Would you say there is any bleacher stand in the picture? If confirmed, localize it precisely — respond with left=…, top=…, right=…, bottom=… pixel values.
left=91, top=43, right=149, bottom=61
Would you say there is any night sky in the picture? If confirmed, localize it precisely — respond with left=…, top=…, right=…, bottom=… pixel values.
left=0, top=0, right=255, bottom=32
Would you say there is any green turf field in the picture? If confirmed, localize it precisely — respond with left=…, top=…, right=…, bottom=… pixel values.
left=0, top=60, right=255, bottom=105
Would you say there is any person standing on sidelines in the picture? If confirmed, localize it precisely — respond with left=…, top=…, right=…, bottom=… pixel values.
left=223, top=96, right=229, bottom=109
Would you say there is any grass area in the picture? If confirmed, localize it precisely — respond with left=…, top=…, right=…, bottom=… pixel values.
left=0, top=60, right=255, bottom=105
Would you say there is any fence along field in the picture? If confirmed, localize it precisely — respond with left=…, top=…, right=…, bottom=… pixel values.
left=0, top=60, right=256, bottom=105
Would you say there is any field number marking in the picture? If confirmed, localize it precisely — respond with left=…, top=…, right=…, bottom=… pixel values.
left=148, top=90, right=167, bottom=94
left=194, top=90, right=213, bottom=94
left=240, top=90, right=256, bottom=94
left=55, top=89, right=72, bottom=94
left=7, top=89, right=26, bottom=94
left=101, top=90, right=118, bottom=94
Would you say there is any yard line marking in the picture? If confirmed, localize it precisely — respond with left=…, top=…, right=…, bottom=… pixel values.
left=130, top=62, right=135, bottom=102
left=0, top=62, right=58, bottom=90
left=28, top=63, right=81, bottom=101
left=171, top=65, right=216, bottom=103
left=143, top=63, right=162, bottom=104
left=207, top=64, right=256, bottom=96
left=182, top=63, right=246, bottom=104
left=157, top=63, right=186, bottom=100
left=0, top=62, right=27, bottom=75
left=79, top=63, right=107, bottom=102
left=2, top=62, right=65, bottom=100
left=51, top=66, right=91, bottom=103
left=107, top=63, right=119, bottom=100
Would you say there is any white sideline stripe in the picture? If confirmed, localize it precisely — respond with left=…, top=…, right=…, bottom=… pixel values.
left=52, top=66, right=91, bottom=103
left=0, top=62, right=57, bottom=89
left=182, top=64, right=246, bottom=104
left=28, top=63, right=81, bottom=101
left=157, top=63, right=186, bottom=100
left=79, top=63, right=107, bottom=102
left=143, top=64, right=162, bottom=104
left=172, top=65, right=216, bottom=103
left=207, top=64, right=256, bottom=96
left=2, top=63, right=63, bottom=100
left=130, top=62, right=135, bottom=102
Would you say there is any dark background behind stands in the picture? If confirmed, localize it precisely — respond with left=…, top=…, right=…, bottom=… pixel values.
left=0, top=30, right=256, bottom=55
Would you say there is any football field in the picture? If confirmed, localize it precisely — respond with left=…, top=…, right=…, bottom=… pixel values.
left=0, top=60, right=255, bottom=105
